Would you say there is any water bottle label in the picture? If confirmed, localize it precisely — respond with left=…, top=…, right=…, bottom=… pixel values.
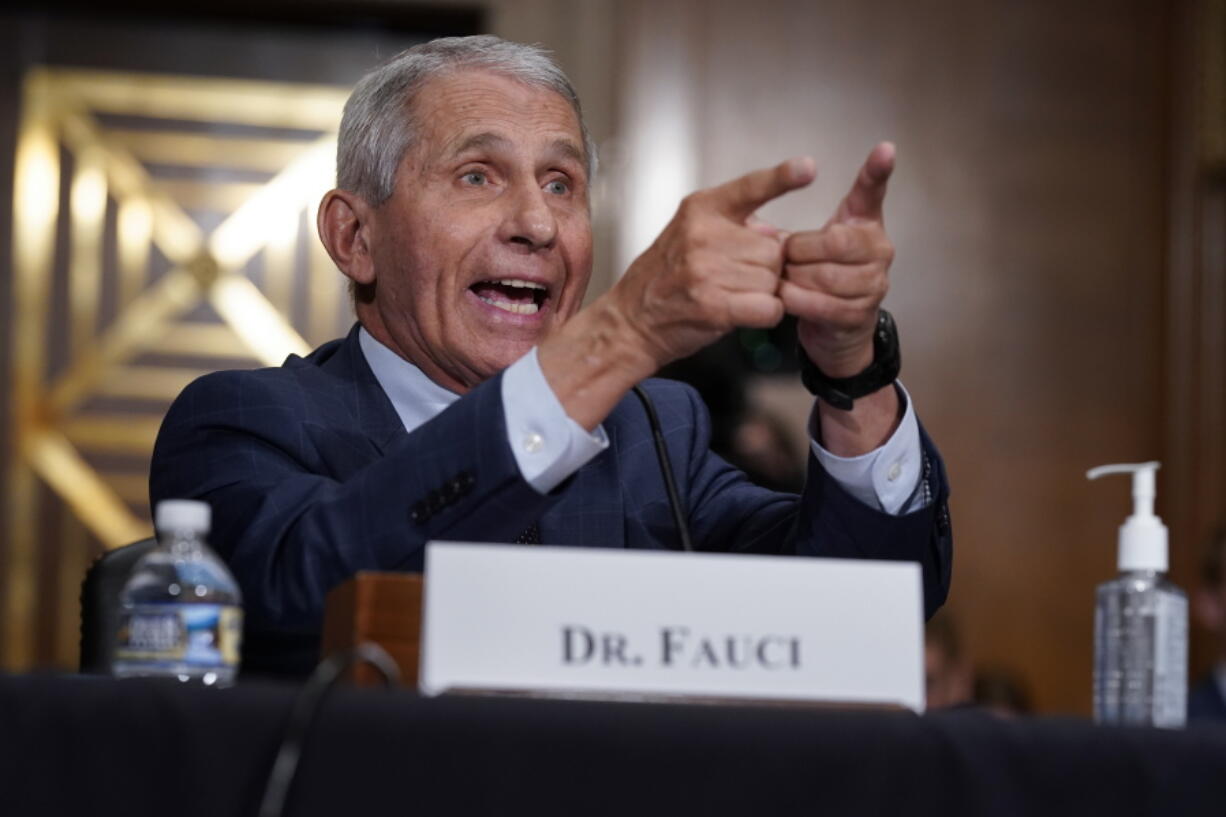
left=115, top=603, right=242, bottom=670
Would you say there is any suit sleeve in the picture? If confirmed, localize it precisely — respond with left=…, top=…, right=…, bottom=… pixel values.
left=655, top=382, right=952, bottom=618
left=150, top=369, right=557, bottom=643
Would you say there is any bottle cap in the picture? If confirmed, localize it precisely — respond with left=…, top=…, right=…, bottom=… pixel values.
left=155, top=499, right=211, bottom=534
left=1086, top=462, right=1167, bottom=572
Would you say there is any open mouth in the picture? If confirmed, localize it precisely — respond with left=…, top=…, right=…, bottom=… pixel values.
left=469, top=278, right=549, bottom=315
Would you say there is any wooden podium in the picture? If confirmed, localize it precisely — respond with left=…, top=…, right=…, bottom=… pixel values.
left=321, top=571, right=423, bottom=686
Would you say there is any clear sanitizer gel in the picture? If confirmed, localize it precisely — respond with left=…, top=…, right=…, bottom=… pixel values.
left=1089, top=461, right=1187, bottom=727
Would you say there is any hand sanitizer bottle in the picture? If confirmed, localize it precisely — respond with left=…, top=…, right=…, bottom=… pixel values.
left=1088, top=462, right=1187, bottom=727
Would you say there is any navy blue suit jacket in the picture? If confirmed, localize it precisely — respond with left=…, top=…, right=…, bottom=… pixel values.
left=151, top=325, right=952, bottom=676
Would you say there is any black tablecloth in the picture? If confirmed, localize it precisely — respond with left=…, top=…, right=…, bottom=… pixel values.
left=2, top=674, right=1225, bottom=817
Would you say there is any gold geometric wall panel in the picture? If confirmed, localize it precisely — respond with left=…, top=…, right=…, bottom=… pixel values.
left=6, top=67, right=351, bottom=669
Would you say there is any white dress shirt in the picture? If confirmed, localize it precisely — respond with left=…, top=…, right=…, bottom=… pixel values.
left=358, top=327, right=925, bottom=514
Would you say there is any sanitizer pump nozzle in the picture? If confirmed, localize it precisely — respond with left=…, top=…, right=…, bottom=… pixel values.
left=1086, top=461, right=1168, bottom=573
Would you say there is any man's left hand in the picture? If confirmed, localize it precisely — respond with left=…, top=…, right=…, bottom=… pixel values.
left=778, top=142, right=896, bottom=378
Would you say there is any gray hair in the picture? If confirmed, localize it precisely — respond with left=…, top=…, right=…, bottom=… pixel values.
left=337, top=35, right=596, bottom=205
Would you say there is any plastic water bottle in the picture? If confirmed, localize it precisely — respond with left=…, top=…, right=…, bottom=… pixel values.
left=112, top=500, right=243, bottom=686
left=1089, top=462, right=1187, bottom=727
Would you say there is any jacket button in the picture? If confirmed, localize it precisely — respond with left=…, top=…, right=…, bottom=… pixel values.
left=449, top=474, right=473, bottom=498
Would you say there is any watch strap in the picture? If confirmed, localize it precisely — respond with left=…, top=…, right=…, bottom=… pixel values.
left=799, top=309, right=901, bottom=410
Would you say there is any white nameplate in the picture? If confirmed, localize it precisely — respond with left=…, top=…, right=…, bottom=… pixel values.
left=420, top=542, right=924, bottom=711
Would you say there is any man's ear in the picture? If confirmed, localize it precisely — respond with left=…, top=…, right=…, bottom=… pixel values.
left=317, top=189, right=376, bottom=286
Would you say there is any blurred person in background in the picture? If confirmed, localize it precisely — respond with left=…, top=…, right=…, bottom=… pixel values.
left=1190, top=525, right=1226, bottom=721
left=730, top=407, right=806, bottom=493
left=926, top=612, right=1033, bottom=716
left=972, top=668, right=1032, bottom=718
left=925, top=611, right=973, bottom=709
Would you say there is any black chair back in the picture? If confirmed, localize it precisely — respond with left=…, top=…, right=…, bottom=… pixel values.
left=79, top=537, right=157, bottom=674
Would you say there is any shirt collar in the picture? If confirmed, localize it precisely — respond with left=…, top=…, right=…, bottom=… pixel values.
left=358, top=326, right=459, bottom=434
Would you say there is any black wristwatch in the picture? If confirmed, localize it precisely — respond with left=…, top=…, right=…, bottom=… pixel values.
left=799, top=309, right=901, bottom=411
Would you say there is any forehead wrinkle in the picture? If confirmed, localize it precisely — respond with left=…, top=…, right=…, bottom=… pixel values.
left=446, top=131, right=512, bottom=160
left=408, top=72, right=587, bottom=170
left=426, top=128, right=587, bottom=182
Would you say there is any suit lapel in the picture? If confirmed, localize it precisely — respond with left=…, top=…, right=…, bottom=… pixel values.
left=317, top=324, right=407, bottom=454
left=315, top=324, right=627, bottom=548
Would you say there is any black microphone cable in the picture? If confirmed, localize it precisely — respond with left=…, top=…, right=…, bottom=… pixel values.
left=632, top=385, right=694, bottom=553
left=257, top=642, right=401, bottom=817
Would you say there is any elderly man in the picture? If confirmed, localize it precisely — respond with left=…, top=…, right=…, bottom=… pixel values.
left=151, top=35, right=951, bottom=677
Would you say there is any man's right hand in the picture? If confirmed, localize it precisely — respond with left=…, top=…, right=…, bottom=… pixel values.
left=610, top=157, right=817, bottom=369
left=538, top=158, right=815, bottom=431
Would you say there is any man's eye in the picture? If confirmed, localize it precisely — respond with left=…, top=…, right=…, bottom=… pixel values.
left=462, top=171, right=487, bottom=186
left=544, top=179, right=569, bottom=195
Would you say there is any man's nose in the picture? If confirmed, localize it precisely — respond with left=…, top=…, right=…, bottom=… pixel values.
left=500, top=183, right=558, bottom=250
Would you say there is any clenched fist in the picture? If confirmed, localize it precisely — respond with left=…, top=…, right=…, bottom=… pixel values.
left=780, top=142, right=896, bottom=378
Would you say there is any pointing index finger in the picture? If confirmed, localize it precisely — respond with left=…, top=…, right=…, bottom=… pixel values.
left=704, top=157, right=816, bottom=222
left=833, top=142, right=895, bottom=224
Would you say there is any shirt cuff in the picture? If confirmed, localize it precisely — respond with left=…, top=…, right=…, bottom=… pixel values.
left=502, top=348, right=609, bottom=494
left=809, top=381, right=926, bottom=515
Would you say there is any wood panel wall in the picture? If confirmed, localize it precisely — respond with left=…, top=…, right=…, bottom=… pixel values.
left=1166, top=0, right=1226, bottom=679
left=613, top=0, right=1178, bottom=713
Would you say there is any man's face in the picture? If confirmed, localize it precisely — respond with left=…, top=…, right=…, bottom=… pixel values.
left=363, top=69, right=593, bottom=392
